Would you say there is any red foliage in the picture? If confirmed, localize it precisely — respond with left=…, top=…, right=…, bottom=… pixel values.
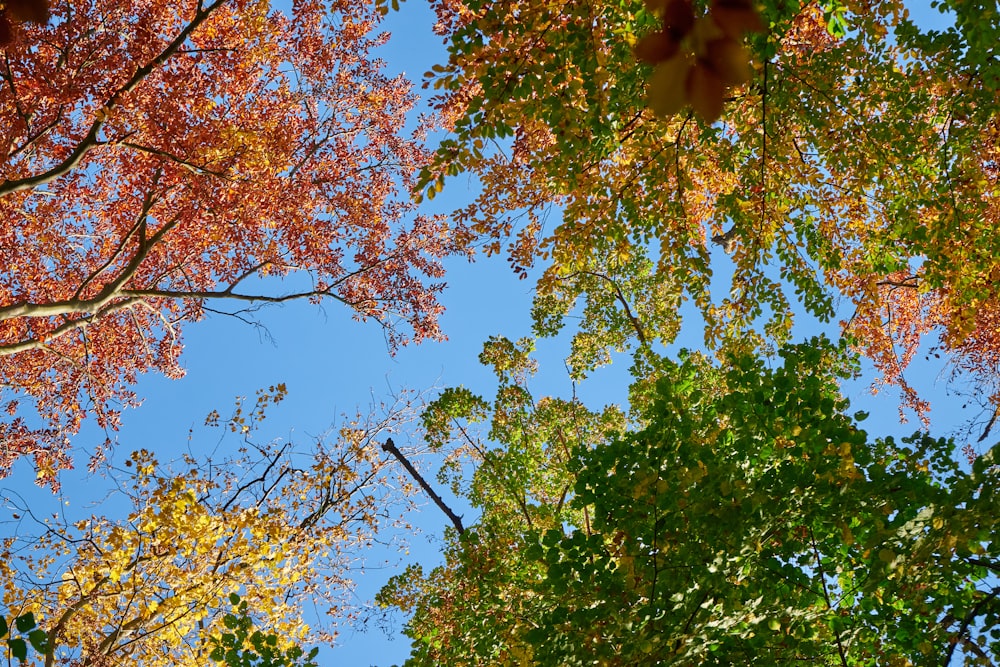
left=0, top=0, right=461, bottom=483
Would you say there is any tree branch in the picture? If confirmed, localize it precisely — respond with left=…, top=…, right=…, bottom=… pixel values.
left=559, top=270, right=648, bottom=345
left=382, top=438, right=464, bottom=535
left=0, top=0, right=230, bottom=196
left=943, top=585, right=1000, bottom=667
left=117, top=141, right=233, bottom=178
left=810, top=528, right=849, bottom=667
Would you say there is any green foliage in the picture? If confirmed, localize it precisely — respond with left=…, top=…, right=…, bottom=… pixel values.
left=385, top=340, right=1000, bottom=665
left=415, top=0, right=1000, bottom=408
left=207, top=595, right=319, bottom=667
left=0, top=611, right=49, bottom=662
left=380, top=338, right=627, bottom=665
left=533, top=340, right=998, bottom=664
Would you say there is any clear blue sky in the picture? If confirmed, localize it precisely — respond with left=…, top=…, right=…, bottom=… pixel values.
left=0, top=1, right=976, bottom=666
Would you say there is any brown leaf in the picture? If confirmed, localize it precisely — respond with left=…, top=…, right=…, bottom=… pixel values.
left=710, top=5, right=764, bottom=39
left=5, top=0, right=50, bottom=24
left=703, top=37, right=751, bottom=85
left=0, top=14, right=13, bottom=46
left=635, top=31, right=679, bottom=64
left=662, top=0, right=696, bottom=40
left=648, top=54, right=692, bottom=118
left=711, top=0, right=759, bottom=12
left=686, top=62, right=726, bottom=122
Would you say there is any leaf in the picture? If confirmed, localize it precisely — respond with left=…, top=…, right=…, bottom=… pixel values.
left=686, top=62, right=726, bottom=123
left=27, top=629, right=48, bottom=655
left=13, top=614, right=34, bottom=634
left=647, top=55, right=691, bottom=117
left=8, top=638, right=26, bottom=661
left=5, top=0, right=50, bottom=23
left=635, top=32, right=680, bottom=64
left=703, top=38, right=751, bottom=85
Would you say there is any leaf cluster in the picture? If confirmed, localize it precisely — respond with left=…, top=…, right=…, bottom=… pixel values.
left=208, top=595, right=319, bottom=667
left=0, top=612, right=48, bottom=663
left=385, top=339, right=1000, bottom=665
left=412, top=0, right=1000, bottom=416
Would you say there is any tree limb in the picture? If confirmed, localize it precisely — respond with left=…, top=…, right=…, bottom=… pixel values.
left=0, top=0, right=230, bottom=196
left=559, top=270, right=648, bottom=345
left=382, top=438, right=464, bottom=535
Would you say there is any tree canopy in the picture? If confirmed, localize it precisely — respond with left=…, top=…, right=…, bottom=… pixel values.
left=413, top=0, right=1000, bottom=414
left=2, top=0, right=999, bottom=664
left=1, top=386, right=423, bottom=665
left=0, top=0, right=460, bottom=484
left=381, top=339, right=1000, bottom=664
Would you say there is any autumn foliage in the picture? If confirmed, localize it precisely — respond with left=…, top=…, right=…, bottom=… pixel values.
left=0, top=387, right=421, bottom=665
left=414, top=0, right=1000, bottom=420
left=2, top=0, right=1000, bottom=664
left=0, top=0, right=460, bottom=483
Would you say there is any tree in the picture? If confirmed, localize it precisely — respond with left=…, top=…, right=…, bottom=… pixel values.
left=380, top=339, right=1000, bottom=665
left=0, top=385, right=423, bottom=666
left=406, top=0, right=1000, bottom=417
left=0, top=0, right=462, bottom=484
left=378, top=335, right=628, bottom=665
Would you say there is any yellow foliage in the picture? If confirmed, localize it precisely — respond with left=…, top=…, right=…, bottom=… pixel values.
left=0, top=395, right=421, bottom=666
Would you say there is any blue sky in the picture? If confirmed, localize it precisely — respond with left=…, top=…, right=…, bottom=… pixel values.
left=0, top=1, right=981, bottom=665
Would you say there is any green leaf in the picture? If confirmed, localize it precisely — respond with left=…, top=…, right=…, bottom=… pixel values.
left=13, top=614, right=34, bottom=634
left=8, top=637, right=26, bottom=661
left=27, top=629, right=48, bottom=655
